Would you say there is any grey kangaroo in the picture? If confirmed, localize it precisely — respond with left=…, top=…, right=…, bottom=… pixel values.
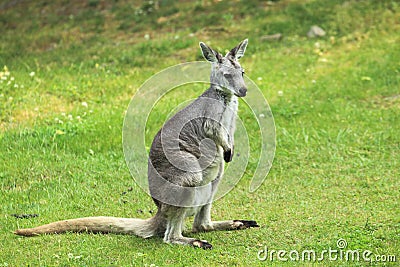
left=15, top=39, right=258, bottom=249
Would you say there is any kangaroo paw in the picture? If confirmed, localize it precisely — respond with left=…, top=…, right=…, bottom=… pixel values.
left=233, top=220, right=259, bottom=229
left=191, top=239, right=213, bottom=250
left=224, top=148, right=233, bottom=163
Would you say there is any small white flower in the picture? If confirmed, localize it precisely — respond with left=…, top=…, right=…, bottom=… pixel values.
left=81, top=101, right=88, bottom=108
left=278, top=90, right=283, bottom=96
left=29, top=72, right=35, bottom=77
left=68, top=114, right=73, bottom=120
left=10, top=77, right=14, bottom=81
left=312, top=80, right=316, bottom=84
left=144, top=34, right=150, bottom=40
left=257, top=77, right=263, bottom=81
left=14, top=84, right=19, bottom=88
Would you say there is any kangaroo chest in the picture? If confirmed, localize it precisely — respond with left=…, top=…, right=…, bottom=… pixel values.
left=220, top=95, right=238, bottom=132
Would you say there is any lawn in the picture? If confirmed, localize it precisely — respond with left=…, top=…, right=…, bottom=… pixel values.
left=1, top=0, right=399, bottom=266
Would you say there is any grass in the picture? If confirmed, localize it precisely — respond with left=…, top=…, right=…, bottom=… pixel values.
left=1, top=0, right=399, bottom=266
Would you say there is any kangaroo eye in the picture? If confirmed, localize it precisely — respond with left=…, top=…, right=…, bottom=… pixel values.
left=224, top=73, right=232, bottom=79
left=242, top=70, right=245, bottom=76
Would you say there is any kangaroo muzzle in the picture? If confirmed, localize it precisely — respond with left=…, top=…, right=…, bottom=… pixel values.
left=236, top=87, right=247, bottom=97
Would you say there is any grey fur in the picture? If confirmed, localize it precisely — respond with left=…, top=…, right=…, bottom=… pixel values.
left=14, top=39, right=259, bottom=249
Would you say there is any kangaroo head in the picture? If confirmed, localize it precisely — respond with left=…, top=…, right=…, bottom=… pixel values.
left=199, top=39, right=248, bottom=97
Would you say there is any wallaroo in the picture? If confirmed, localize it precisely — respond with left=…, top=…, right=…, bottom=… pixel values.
left=15, top=39, right=259, bottom=249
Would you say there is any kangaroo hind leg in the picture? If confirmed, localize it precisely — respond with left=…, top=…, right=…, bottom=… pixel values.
left=163, top=206, right=212, bottom=249
left=192, top=203, right=259, bottom=232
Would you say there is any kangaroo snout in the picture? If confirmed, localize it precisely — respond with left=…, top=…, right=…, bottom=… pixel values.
left=237, top=87, right=247, bottom=97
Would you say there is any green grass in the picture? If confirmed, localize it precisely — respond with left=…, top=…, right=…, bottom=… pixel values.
left=1, top=0, right=399, bottom=266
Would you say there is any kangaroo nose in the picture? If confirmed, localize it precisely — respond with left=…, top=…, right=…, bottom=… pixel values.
left=239, top=87, right=247, bottom=97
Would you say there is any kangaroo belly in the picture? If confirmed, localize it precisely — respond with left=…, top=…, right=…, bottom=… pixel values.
left=200, top=146, right=224, bottom=185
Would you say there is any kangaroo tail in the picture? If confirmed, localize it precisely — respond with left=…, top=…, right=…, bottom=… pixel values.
left=14, top=215, right=165, bottom=238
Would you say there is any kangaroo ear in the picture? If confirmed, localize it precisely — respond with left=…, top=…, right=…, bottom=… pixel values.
left=227, top=39, right=248, bottom=60
left=200, top=42, right=222, bottom=63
